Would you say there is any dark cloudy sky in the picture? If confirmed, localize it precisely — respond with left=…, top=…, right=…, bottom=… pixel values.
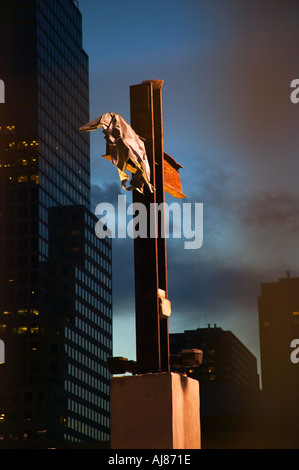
left=78, top=0, right=299, bottom=374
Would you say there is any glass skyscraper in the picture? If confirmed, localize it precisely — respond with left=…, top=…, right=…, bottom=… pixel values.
left=0, top=0, right=112, bottom=446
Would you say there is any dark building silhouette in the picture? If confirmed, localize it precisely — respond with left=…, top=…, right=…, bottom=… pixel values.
left=0, top=0, right=112, bottom=446
left=258, top=272, right=299, bottom=428
left=169, top=327, right=272, bottom=439
left=170, top=316, right=299, bottom=448
left=170, top=325, right=259, bottom=388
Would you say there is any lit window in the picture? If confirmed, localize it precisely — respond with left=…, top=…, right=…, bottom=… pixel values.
left=17, top=326, right=27, bottom=335
left=30, top=309, right=39, bottom=316
left=293, top=312, right=299, bottom=316
left=0, top=414, right=5, bottom=423
left=30, top=327, right=39, bottom=335
left=5, top=125, right=15, bottom=134
left=18, top=175, right=28, bottom=183
left=30, top=174, right=39, bottom=184
left=18, top=308, right=27, bottom=316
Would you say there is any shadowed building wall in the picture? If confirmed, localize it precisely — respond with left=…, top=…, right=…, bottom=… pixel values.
left=258, top=273, right=299, bottom=430
left=0, top=0, right=112, bottom=446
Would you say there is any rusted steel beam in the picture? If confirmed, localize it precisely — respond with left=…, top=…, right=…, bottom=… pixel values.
left=151, top=82, right=170, bottom=373
left=130, top=80, right=170, bottom=374
left=163, top=153, right=186, bottom=199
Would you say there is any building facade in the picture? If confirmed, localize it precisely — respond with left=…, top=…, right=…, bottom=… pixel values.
left=170, top=325, right=259, bottom=388
left=0, top=0, right=112, bottom=446
left=258, top=272, right=299, bottom=421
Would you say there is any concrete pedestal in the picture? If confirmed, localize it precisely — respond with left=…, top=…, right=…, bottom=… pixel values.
left=110, top=372, right=201, bottom=449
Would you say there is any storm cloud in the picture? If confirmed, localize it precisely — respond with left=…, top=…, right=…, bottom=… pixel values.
left=83, top=0, right=299, bottom=365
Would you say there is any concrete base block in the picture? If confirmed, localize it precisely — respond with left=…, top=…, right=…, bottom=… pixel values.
left=110, top=372, right=201, bottom=449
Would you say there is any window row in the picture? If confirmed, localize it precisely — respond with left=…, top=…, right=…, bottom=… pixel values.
left=39, top=170, right=87, bottom=208
left=2, top=308, right=39, bottom=317
left=82, top=248, right=112, bottom=280
left=75, top=300, right=112, bottom=333
left=79, top=264, right=111, bottom=290
left=39, top=131, right=89, bottom=185
left=64, top=422, right=109, bottom=443
left=37, top=3, right=83, bottom=68
left=0, top=125, right=16, bottom=134
left=74, top=281, right=112, bottom=307
left=37, top=46, right=88, bottom=120
left=85, top=239, right=111, bottom=265
left=64, top=381, right=109, bottom=413
left=65, top=342, right=110, bottom=377
left=85, top=258, right=112, bottom=278
left=16, top=326, right=40, bottom=336
left=67, top=399, right=109, bottom=430
left=75, top=266, right=111, bottom=295
left=38, top=86, right=89, bottom=162
left=66, top=364, right=109, bottom=396
left=39, top=154, right=88, bottom=202
left=0, top=139, right=39, bottom=151
left=74, top=315, right=112, bottom=349
left=65, top=325, right=112, bottom=359
left=0, top=156, right=38, bottom=168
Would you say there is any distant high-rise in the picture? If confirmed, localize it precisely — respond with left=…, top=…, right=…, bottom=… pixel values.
left=258, top=273, right=299, bottom=420
left=170, top=325, right=259, bottom=388
left=0, top=0, right=112, bottom=446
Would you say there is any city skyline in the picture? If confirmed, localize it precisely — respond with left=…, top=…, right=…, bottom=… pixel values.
left=0, top=0, right=298, bottom=449
left=78, top=0, right=299, bottom=370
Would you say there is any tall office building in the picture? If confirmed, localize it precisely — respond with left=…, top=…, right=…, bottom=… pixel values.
left=258, top=273, right=299, bottom=421
left=0, top=0, right=112, bottom=446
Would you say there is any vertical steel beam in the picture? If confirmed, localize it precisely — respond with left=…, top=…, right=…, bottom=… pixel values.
left=151, top=82, right=170, bottom=373
left=130, top=80, right=170, bottom=374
